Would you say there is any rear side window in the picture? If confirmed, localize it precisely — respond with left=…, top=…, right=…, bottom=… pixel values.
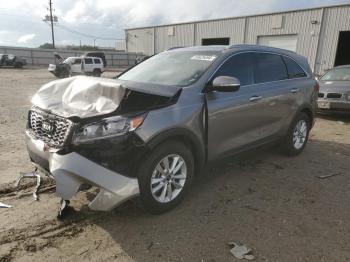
left=214, top=53, right=254, bottom=86
left=84, top=58, right=93, bottom=64
left=94, top=58, right=101, bottom=64
left=282, top=56, right=307, bottom=78
left=254, top=53, right=288, bottom=84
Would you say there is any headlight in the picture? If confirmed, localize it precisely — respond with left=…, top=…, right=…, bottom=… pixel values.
left=72, top=114, right=146, bottom=144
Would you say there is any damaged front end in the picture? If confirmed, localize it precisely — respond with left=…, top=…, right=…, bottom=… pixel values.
left=25, top=76, right=180, bottom=212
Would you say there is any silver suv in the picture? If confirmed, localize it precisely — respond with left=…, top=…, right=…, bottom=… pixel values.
left=25, top=45, right=318, bottom=215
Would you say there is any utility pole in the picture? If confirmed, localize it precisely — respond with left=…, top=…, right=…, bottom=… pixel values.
left=43, top=0, right=58, bottom=48
left=49, top=0, right=55, bottom=48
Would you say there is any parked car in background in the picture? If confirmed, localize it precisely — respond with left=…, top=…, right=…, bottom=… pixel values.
left=0, top=54, right=26, bottom=68
left=83, top=51, right=107, bottom=67
left=26, top=45, right=317, bottom=215
left=48, top=56, right=105, bottom=78
left=318, top=65, right=350, bottom=113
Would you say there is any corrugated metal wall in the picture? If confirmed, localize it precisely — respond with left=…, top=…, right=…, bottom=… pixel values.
left=315, top=5, right=350, bottom=73
left=245, top=9, right=323, bottom=70
left=195, top=18, right=245, bottom=45
left=126, top=28, right=154, bottom=55
left=125, top=5, right=350, bottom=74
left=155, top=24, right=195, bottom=53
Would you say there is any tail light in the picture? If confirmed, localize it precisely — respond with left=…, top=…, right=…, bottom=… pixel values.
left=314, top=79, right=320, bottom=92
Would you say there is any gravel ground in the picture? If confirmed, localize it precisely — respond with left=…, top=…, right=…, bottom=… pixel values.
left=0, top=68, right=349, bottom=262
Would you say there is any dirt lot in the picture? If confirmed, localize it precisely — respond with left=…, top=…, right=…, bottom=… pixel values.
left=0, top=68, right=349, bottom=262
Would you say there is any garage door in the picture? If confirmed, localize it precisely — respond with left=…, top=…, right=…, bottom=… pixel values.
left=258, top=35, right=298, bottom=52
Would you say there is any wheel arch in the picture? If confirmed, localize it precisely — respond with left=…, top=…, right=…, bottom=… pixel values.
left=146, top=128, right=206, bottom=175
left=298, top=105, right=314, bottom=127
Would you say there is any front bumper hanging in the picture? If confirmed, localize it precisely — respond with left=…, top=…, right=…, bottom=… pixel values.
left=25, top=131, right=140, bottom=211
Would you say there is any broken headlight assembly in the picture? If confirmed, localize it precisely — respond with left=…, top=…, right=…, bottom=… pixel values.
left=72, top=114, right=146, bottom=144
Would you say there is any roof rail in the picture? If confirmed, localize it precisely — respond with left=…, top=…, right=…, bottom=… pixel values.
left=227, top=44, right=259, bottom=49
left=166, top=46, right=185, bottom=51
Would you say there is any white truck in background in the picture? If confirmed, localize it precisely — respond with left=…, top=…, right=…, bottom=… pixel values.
left=48, top=55, right=105, bottom=78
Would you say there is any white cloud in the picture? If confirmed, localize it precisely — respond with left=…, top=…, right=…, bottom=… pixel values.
left=0, top=0, right=348, bottom=47
left=17, top=33, right=36, bottom=43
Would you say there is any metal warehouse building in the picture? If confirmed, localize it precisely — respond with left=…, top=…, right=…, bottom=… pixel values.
left=125, top=4, right=350, bottom=75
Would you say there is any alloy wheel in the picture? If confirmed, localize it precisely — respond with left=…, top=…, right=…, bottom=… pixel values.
left=150, top=154, right=187, bottom=203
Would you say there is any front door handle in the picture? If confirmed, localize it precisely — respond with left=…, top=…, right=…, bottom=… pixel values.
left=290, top=88, right=300, bottom=93
left=249, top=95, right=262, bottom=102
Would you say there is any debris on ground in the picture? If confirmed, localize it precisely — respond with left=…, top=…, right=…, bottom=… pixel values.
left=15, top=167, right=41, bottom=201
left=228, top=242, right=255, bottom=260
left=0, top=202, right=12, bottom=208
left=317, top=173, right=342, bottom=179
left=57, top=199, right=71, bottom=220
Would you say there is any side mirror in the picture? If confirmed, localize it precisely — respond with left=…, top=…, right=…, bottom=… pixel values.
left=211, top=76, right=240, bottom=92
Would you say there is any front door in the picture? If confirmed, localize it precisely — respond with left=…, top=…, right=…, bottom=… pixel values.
left=206, top=52, right=268, bottom=160
left=70, top=58, right=82, bottom=73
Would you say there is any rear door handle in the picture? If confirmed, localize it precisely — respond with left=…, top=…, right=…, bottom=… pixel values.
left=249, top=95, right=263, bottom=102
left=290, top=88, right=300, bottom=93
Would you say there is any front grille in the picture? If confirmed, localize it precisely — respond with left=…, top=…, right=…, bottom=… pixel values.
left=28, top=108, right=73, bottom=149
left=318, top=92, right=324, bottom=98
left=326, top=93, right=342, bottom=99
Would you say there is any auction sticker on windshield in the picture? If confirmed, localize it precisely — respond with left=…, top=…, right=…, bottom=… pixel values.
left=191, top=55, right=216, bottom=61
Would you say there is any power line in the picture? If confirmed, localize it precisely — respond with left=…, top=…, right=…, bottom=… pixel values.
left=57, top=24, right=124, bottom=41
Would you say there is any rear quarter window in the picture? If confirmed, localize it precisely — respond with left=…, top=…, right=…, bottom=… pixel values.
left=94, top=58, right=101, bottom=64
left=253, top=53, right=288, bottom=84
left=282, top=56, right=307, bottom=78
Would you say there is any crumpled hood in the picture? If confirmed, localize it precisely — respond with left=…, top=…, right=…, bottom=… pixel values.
left=32, top=76, right=126, bottom=118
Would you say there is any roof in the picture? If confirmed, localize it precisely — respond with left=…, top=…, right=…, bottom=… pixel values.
left=166, top=45, right=228, bottom=52
left=125, top=3, right=350, bottom=31
left=166, top=44, right=299, bottom=56
left=166, top=44, right=312, bottom=74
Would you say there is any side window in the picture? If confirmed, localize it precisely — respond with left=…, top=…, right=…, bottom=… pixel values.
left=282, top=56, right=307, bottom=78
left=213, top=53, right=254, bottom=86
left=254, top=53, right=288, bottom=84
left=94, top=58, right=101, bottom=64
left=84, top=58, right=93, bottom=64
left=72, top=59, right=81, bottom=65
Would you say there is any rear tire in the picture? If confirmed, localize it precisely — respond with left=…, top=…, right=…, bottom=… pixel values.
left=281, top=112, right=310, bottom=156
left=137, top=141, right=194, bottom=214
left=14, top=62, right=23, bottom=68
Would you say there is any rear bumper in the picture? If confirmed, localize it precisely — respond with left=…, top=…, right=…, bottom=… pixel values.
left=25, top=131, right=139, bottom=211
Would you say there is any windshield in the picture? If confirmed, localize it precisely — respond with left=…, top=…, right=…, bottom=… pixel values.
left=63, top=58, right=73, bottom=64
left=321, top=67, right=350, bottom=81
left=119, top=51, right=219, bottom=86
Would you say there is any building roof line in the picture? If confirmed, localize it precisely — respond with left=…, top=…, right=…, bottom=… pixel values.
left=125, top=3, right=350, bottom=31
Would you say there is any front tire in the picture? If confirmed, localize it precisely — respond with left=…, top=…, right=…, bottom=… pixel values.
left=93, top=69, right=101, bottom=77
left=14, top=62, right=23, bottom=68
left=281, top=112, right=310, bottom=156
left=137, top=141, right=194, bottom=214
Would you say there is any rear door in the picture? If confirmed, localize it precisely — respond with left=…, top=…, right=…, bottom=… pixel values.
left=206, top=53, right=269, bottom=160
left=93, top=58, right=102, bottom=71
left=251, top=52, right=291, bottom=136
left=83, top=58, right=94, bottom=73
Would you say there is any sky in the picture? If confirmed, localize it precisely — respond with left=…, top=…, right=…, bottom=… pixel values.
left=0, top=0, right=349, bottom=48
